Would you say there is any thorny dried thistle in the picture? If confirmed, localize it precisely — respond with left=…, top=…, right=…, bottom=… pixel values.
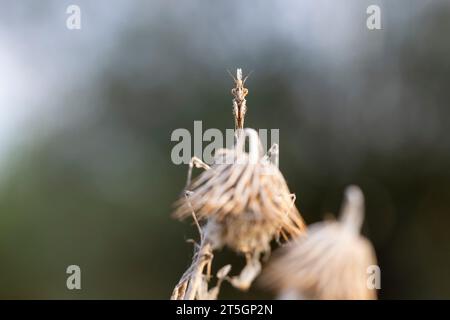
left=174, top=130, right=306, bottom=252
left=171, top=70, right=306, bottom=299
left=260, top=185, right=378, bottom=300
left=172, top=129, right=306, bottom=299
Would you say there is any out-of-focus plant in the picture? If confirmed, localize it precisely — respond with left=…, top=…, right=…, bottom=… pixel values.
left=261, top=185, right=378, bottom=300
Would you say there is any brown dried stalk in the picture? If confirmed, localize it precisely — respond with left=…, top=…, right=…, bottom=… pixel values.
left=171, top=192, right=231, bottom=300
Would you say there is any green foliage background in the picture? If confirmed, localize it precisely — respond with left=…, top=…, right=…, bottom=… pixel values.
left=0, top=0, right=449, bottom=299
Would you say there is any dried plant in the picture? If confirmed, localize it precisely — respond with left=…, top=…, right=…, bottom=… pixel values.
left=174, top=130, right=306, bottom=254
left=171, top=69, right=306, bottom=299
left=260, top=185, right=378, bottom=300
left=172, top=129, right=306, bottom=299
left=170, top=69, right=377, bottom=300
left=170, top=196, right=231, bottom=300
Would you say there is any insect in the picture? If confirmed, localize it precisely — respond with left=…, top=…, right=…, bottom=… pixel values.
left=228, top=68, right=252, bottom=130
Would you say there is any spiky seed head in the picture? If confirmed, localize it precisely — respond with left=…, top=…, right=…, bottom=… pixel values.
left=174, top=129, right=306, bottom=256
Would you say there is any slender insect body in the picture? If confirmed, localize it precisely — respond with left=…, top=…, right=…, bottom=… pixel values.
left=233, top=99, right=247, bottom=130
left=229, top=68, right=250, bottom=130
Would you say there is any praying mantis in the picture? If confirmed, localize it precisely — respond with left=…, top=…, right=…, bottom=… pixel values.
left=228, top=68, right=252, bottom=130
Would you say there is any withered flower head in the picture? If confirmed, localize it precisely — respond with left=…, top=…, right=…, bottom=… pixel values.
left=174, top=128, right=306, bottom=257
left=260, top=185, right=378, bottom=300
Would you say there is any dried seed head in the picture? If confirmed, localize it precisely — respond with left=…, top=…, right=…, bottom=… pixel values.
left=260, top=185, right=378, bottom=300
left=174, top=129, right=306, bottom=256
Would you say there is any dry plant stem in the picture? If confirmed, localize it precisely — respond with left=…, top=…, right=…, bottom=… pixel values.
left=171, top=231, right=231, bottom=300
left=171, top=239, right=214, bottom=300
left=172, top=159, right=232, bottom=300
left=171, top=191, right=226, bottom=300
left=172, top=160, right=213, bottom=300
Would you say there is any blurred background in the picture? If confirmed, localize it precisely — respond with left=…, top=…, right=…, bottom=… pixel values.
left=0, top=0, right=449, bottom=299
